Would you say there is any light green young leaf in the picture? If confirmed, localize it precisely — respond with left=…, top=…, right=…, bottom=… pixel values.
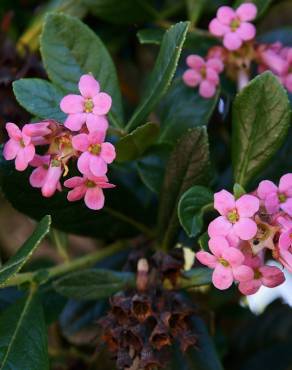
left=126, top=21, right=190, bottom=131
left=40, top=13, right=123, bottom=127
left=0, top=216, right=51, bottom=286
left=0, top=290, right=49, bottom=370
left=232, top=72, right=291, bottom=187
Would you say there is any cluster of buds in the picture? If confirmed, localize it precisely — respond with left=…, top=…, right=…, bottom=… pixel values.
left=99, top=253, right=197, bottom=369
left=183, top=3, right=292, bottom=98
left=2, top=74, right=116, bottom=210
left=196, top=173, right=292, bottom=295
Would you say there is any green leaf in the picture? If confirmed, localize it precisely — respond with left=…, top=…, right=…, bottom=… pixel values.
left=178, top=268, right=212, bottom=288
left=137, top=28, right=164, bottom=45
left=126, top=21, right=190, bottom=131
left=83, top=0, right=158, bottom=24
left=198, top=232, right=210, bottom=251
left=178, top=186, right=213, bottom=238
left=0, top=290, right=49, bottom=370
left=116, top=122, right=159, bottom=162
left=233, top=183, right=246, bottom=199
left=158, top=128, right=211, bottom=248
left=233, top=0, right=272, bottom=18
left=136, top=143, right=172, bottom=194
left=158, top=79, right=219, bottom=144
left=232, top=72, right=291, bottom=187
left=0, top=216, right=51, bottom=287
left=40, top=13, right=123, bottom=126
left=13, top=78, right=66, bottom=122
left=53, top=269, right=135, bottom=300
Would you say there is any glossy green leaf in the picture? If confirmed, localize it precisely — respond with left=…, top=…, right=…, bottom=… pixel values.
left=13, top=78, right=66, bottom=122
left=136, top=143, right=172, bottom=194
left=54, top=268, right=135, bottom=300
left=158, top=79, right=219, bottom=144
left=158, top=128, right=211, bottom=248
left=40, top=13, right=123, bottom=126
left=137, top=28, right=164, bottom=45
left=116, top=122, right=159, bottom=162
left=232, top=72, right=291, bottom=187
left=0, top=290, right=49, bottom=370
left=233, top=0, right=272, bottom=18
left=178, top=186, right=213, bottom=238
left=0, top=216, right=51, bottom=287
left=126, top=21, right=190, bottom=131
left=178, top=268, right=212, bottom=289
left=83, top=0, right=158, bottom=24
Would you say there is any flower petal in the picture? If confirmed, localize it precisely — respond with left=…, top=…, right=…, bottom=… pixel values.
left=67, top=185, right=87, bottom=202
left=196, top=251, right=217, bottom=268
left=100, top=142, right=116, bottom=163
left=78, top=74, right=100, bottom=98
left=199, top=80, right=217, bottom=99
left=238, top=279, right=261, bottom=295
left=64, top=113, right=86, bottom=131
left=89, top=155, right=107, bottom=176
left=182, top=69, right=201, bottom=87
left=5, top=122, right=22, bottom=140
left=93, top=92, right=112, bottom=115
left=259, top=266, right=285, bottom=288
left=214, top=189, right=235, bottom=215
left=212, top=264, right=233, bottom=290
left=88, top=131, right=105, bottom=145
left=86, top=113, right=109, bottom=133
left=23, top=144, right=35, bottom=163
left=279, top=230, right=292, bottom=250
left=265, top=193, right=280, bottom=214
left=72, top=134, right=90, bottom=152
left=233, top=218, right=257, bottom=240
left=222, top=247, right=244, bottom=267
left=64, top=176, right=85, bottom=188
left=223, top=32, right=242, bottom=51
left=233, top=265, right=254, bottom=281
left=208, top=216, right=232, bottom=237
left=236, top=194, right=259, bottom=217
left=60, top=94, right=84, bottom=114
left=186, top=55, right=205, bottom=69
left=281, top=198, right=292, bottom=216
left=77, top=152, right=91, bottom=175
left=236, top=3, right=257, bottom=21
left=209, top=236, right=230, bottom=257
left=236, top=22, right=256, bottom=41
left=29, top=167, right=48, bottom=188
left=206, top=58, right=224, bottom=73
left=209, top=18, right=229, bottom=36
left=279, top=173, right=292, bottom=195
left=217, top=6, right=236, bottom=24
left=84, top=187, right=105, bottom=210
left=257, top=180, right=277, bottom=200
left=3, top=139, right=20, bottom=160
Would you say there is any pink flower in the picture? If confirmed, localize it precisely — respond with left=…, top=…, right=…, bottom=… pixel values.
left=278, top=47, right=292, bottom=93
left=182, top=55, right=223, bottom=98
left=72, top=131, right=116, bottom=177
left=209, top=4, right=257, bottom=51
left=60, top=74, right=112, bottom=132
left=257, top=174, right=292, bottom=216
left=3, top=122, right=35, bottom=171
left=41, top=159, right=63, bottom=198
left=64, top=175, right=115, bottom=210
left=238, top=256, right=285, bottom=295
left=208, top=190, right=259, bottom=241
left=196, top=236, right=253, bottom=290
left=257, top=43, right=287, bottom=76
left=23, top=121, right=52, bottom=138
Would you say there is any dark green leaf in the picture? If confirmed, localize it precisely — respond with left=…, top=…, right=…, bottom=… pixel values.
left=13, top=78, right=66, bottom=122
left=178, top=186, right=213, bottom=238
left=0, top=216, right=51, bottom=286
left=232, top=72, right=291, bottom=187
left=158, top=128, right=211, bottom=248
left=0, top=290, right=49, bottom=370
left=137, top=28, right=164, bottom=45
left=53, top=269, right=135, bottom=300
left=233, top=0, right=272, bottom=18
left=198, top=232, right=210, bottom=251
left=178, top=268, right=212, bottom=288
left=40, top=13, right=123, bottom=126
left=136, top=143, right=172, bottom=194
left=83, top=0, right=158, bottom=24
left=126, top=21, right=190, bottom=131
left=158, top=79, right=219, bottom=144
left=116, top=122, right=159, bottom=162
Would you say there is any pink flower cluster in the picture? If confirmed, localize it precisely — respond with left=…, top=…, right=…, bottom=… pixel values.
left=196, top=174, right=292, bottom=295
left=3, top=74, right=116, bottom=210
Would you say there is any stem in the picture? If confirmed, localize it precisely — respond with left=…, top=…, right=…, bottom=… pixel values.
left=237, top=68, right=250, bottom=91
left=4, top=241, right=125, bottom=287
left=104, top=207, right=155, bottom=239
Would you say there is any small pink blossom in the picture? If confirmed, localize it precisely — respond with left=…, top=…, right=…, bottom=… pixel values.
left=196, top=236, right=253, bottom=290
left=257, top=42, right=287, bottom=76
left=64, top=175, right=115, bottom=210
left=41, top=159, right=63, bottom=198
left=238, top=255, right=285, bottom=295
left=209, top=4, right=257, bottom=51
left=72, top=131, right=116, bottom=177
left=257, top=174, right=292, bottom=216
left=60, top=74, right=112, bottom=132
left=183, top=55, right=223, bottom=98
left=278, top=47, right=292, bottom=93
left=23, top=121, right=52, bottom=138
left=208, top=190, right=259, bottom=241
left=3, top=122, right=35, bottom=171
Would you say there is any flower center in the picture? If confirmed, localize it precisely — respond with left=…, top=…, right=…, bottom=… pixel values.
left=86, top=180, right=96, bottom=188
left=19, top=139, right=25, bottom=148
left=200, top=66, right=207, bottom=79
left=230, top=18, right=241, bottom=32
left=218, top=258, right=229, bottom=267
left=89, top=143, right=101, bottom=155
left=254, top=269, right=262, bottom=280
left=227, top=209, right=239, bottom=223
left=256, top=223, right=270, bottom=241
left=51, top=159, right=61, bottom=167
left=84, top=99, right=94, bottom=113
left=278, top=193, right=287, bottom=203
